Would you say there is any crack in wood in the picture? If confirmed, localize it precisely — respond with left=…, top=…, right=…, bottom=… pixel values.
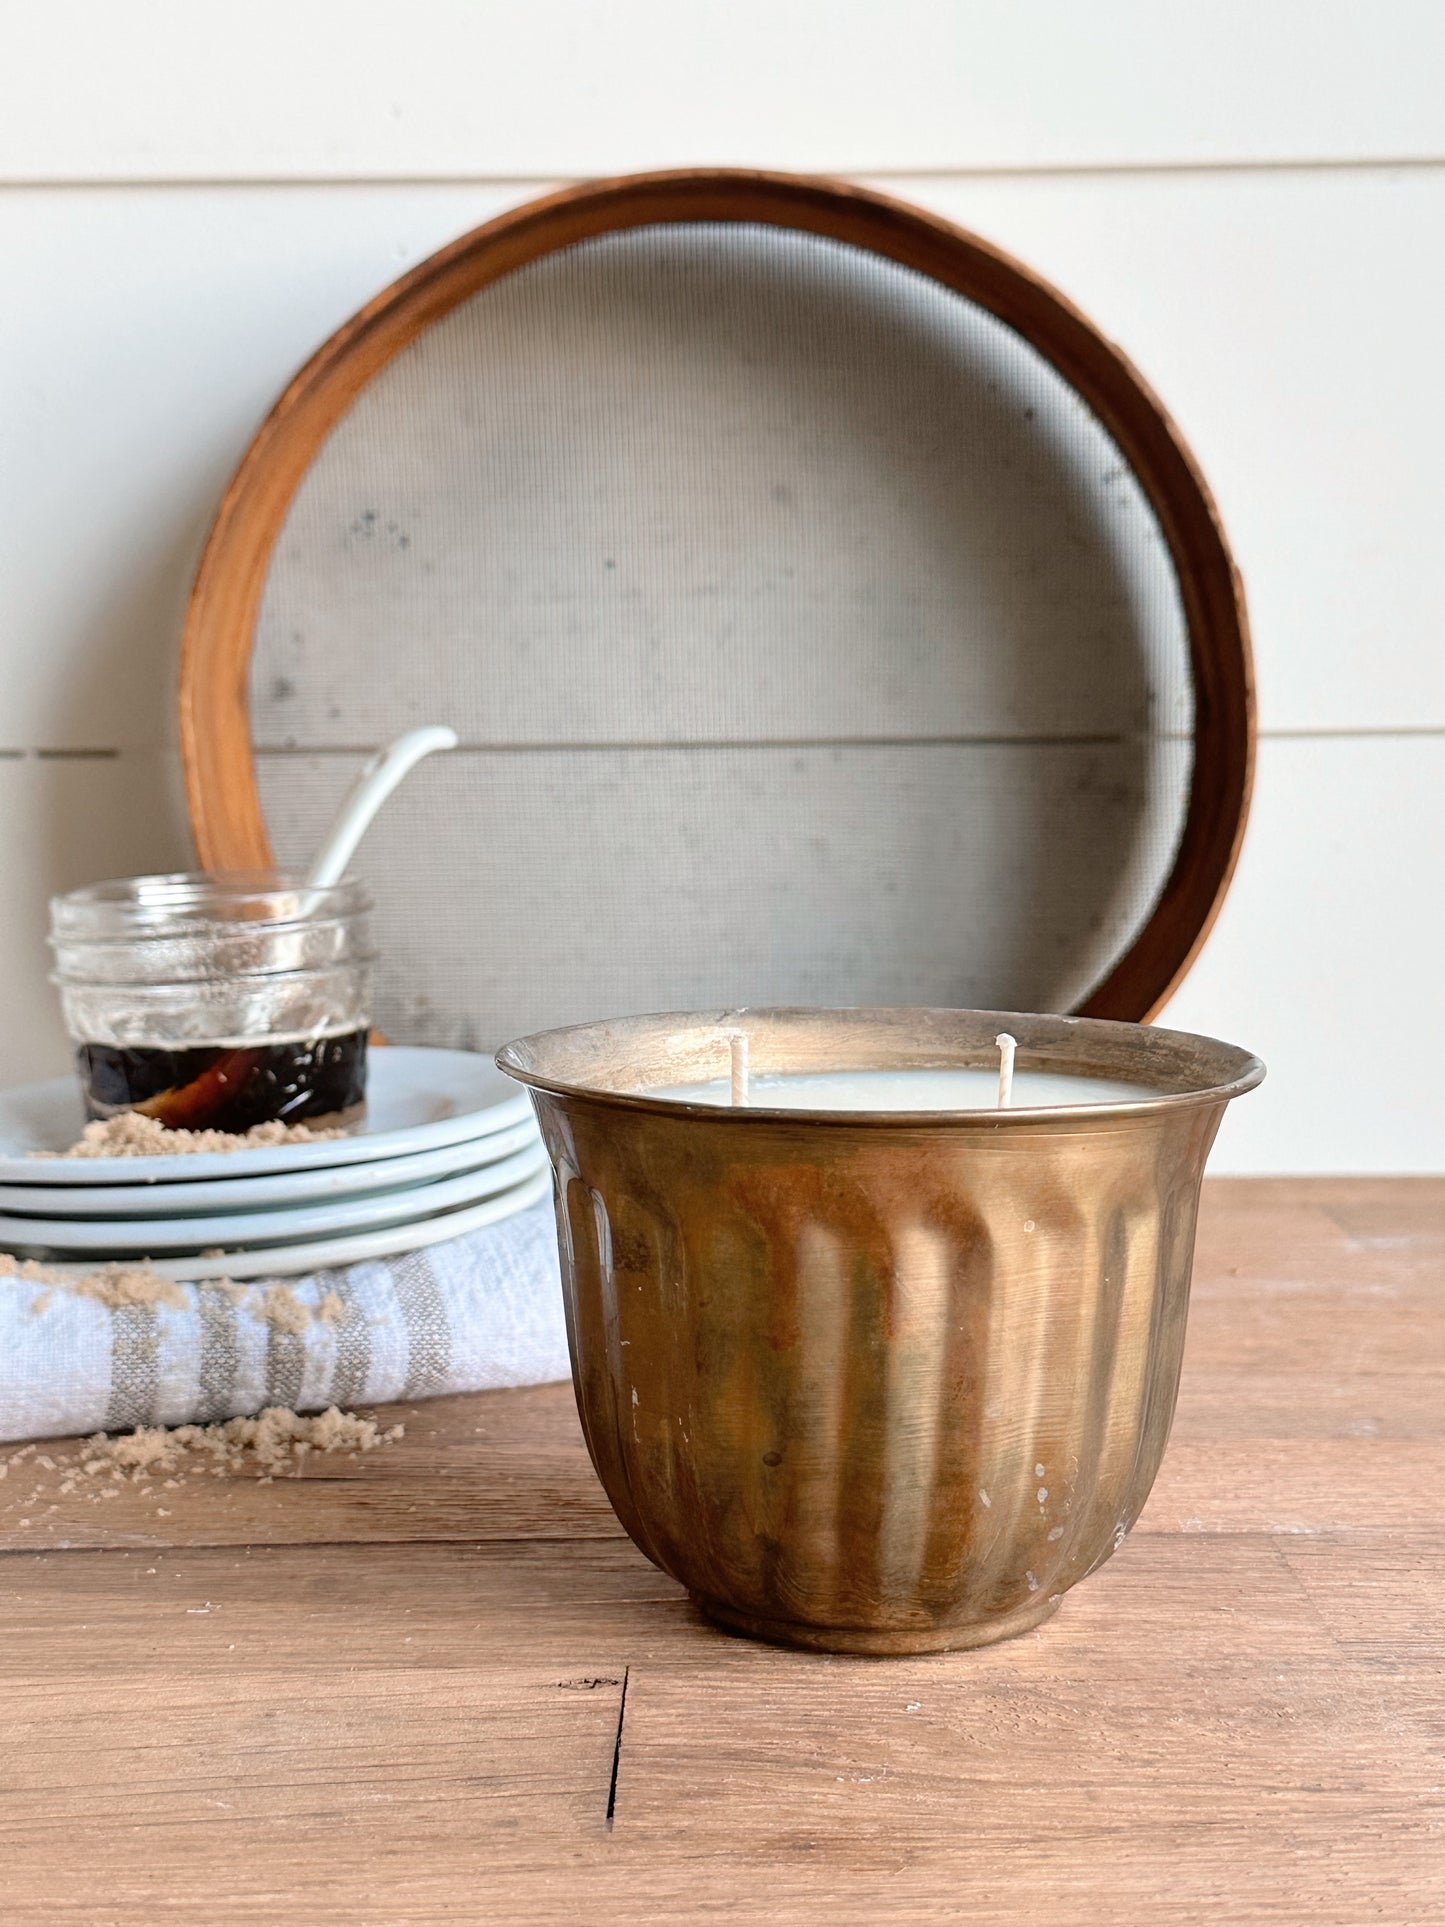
left=605, top=1665, right=630, bottom=1832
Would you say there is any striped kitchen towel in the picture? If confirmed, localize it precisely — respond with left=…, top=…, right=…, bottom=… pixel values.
left=0, top=1197, right=569, bottom=1444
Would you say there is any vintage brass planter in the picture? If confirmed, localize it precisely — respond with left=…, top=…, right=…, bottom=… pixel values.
left=498, top=1008, right=1263, bottom=1655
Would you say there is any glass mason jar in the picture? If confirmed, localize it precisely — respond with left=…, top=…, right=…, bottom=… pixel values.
left=49, top=872, right=375, bottom=1132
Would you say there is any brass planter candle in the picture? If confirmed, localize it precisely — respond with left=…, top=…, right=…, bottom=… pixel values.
left=497, top=1008, right=1263, bottom=1655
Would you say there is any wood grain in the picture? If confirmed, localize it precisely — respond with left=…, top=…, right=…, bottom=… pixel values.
left=1, top=1177, right=1441, bottom=1924
left=0, top=1381, right=620, bottom=1553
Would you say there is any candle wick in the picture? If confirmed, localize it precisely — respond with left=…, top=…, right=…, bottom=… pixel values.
left=726, top=1030, right=751, bottom=1107
left=995, top=1033, right=1017, bottom=1109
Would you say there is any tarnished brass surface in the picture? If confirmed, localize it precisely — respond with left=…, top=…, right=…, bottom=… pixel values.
left=498, top=1009, right=1263, bottom=1655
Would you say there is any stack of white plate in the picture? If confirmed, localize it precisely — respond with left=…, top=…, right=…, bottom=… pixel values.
left=0, top=1047, right=549, bottom=1280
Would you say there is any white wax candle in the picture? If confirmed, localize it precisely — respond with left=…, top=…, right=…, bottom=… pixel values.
left=646, top=1068, right=1160, bottom=1111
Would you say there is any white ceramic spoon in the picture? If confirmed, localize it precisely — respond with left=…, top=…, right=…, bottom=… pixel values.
left=306, top=724, right=458, bottom=887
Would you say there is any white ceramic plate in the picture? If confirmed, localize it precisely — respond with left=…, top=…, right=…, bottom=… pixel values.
left=34, top=1166, right=554, bottom=1282
left=0, top=1047, right=533, bottom=1186
left=0, top=1142, right=549, bottom=1259
left=0, top=1116, right=540, bottom=1218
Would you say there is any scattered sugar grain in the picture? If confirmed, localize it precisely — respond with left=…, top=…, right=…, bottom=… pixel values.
left=3, top=1253, right=189, bottom=1313
left=258, top=1284, right=311, bottom=1335
left=49, top=1113, right=345, bottom=1160
left=7, top=1254, right=341, bottom=1327
left=77, top=1406, right=403, bottom=1483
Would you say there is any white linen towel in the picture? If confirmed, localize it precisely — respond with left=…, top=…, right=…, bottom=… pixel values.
left=0, top=1198, right=569, bottom=1444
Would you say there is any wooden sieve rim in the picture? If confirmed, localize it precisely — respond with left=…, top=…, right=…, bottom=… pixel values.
left=179, top=167, right=1254, bottom=1022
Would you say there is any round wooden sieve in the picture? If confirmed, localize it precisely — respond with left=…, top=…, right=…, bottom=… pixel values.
left=180, top=169, right=1252, bottom=1048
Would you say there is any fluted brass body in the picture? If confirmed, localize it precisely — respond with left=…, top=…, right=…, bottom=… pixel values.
left=498, top=1009, right=1262, bottom=1655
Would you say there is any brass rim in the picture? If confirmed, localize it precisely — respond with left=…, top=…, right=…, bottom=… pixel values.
left=495, top=1004, right=1265, bottom=1125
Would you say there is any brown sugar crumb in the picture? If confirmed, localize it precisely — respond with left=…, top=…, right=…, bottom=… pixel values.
left=257, top=1284, right=310, bottom=1334
left=77, top=1407, right=403, bottom=1481
left=6, top=1256, right=340, bottom=1326
left=49, top=1113, right=346, bottom=1160
left=63, top=1266, right=191, bottom=1312
left=2, top=1253, right=189, bottom=1312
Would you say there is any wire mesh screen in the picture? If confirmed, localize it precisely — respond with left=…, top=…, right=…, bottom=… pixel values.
left=251, top=222, right=1194, bottom=1051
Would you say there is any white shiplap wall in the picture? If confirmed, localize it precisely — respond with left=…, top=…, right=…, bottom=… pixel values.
left=2, top=2, right=1442, bottom=1172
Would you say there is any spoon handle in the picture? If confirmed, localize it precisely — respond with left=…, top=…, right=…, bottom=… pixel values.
left=306, top=725, right=458, bottom=888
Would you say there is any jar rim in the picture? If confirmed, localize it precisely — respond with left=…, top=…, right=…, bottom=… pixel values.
left=50, top=870, right=372, bottom=940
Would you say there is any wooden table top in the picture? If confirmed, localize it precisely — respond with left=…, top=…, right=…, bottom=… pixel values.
left=2, top=1177, right=1442, bottom=1925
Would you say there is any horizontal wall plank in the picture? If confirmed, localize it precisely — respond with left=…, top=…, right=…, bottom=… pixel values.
left=1166, top=733, right=1445, bottom=1174
left=0, top=183, right=526, bottom=749
left=261, top=732, right=1441, bottom=1177
left=3, top=1, right=1442, bottom=181
left=249, top=733, right=1439, bottom=1177
left=910, top=166, right=1445, bottom=733
left=3, top=169, right=1441, bottom=748
left=0, top=717, right=1440, bottom=1180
